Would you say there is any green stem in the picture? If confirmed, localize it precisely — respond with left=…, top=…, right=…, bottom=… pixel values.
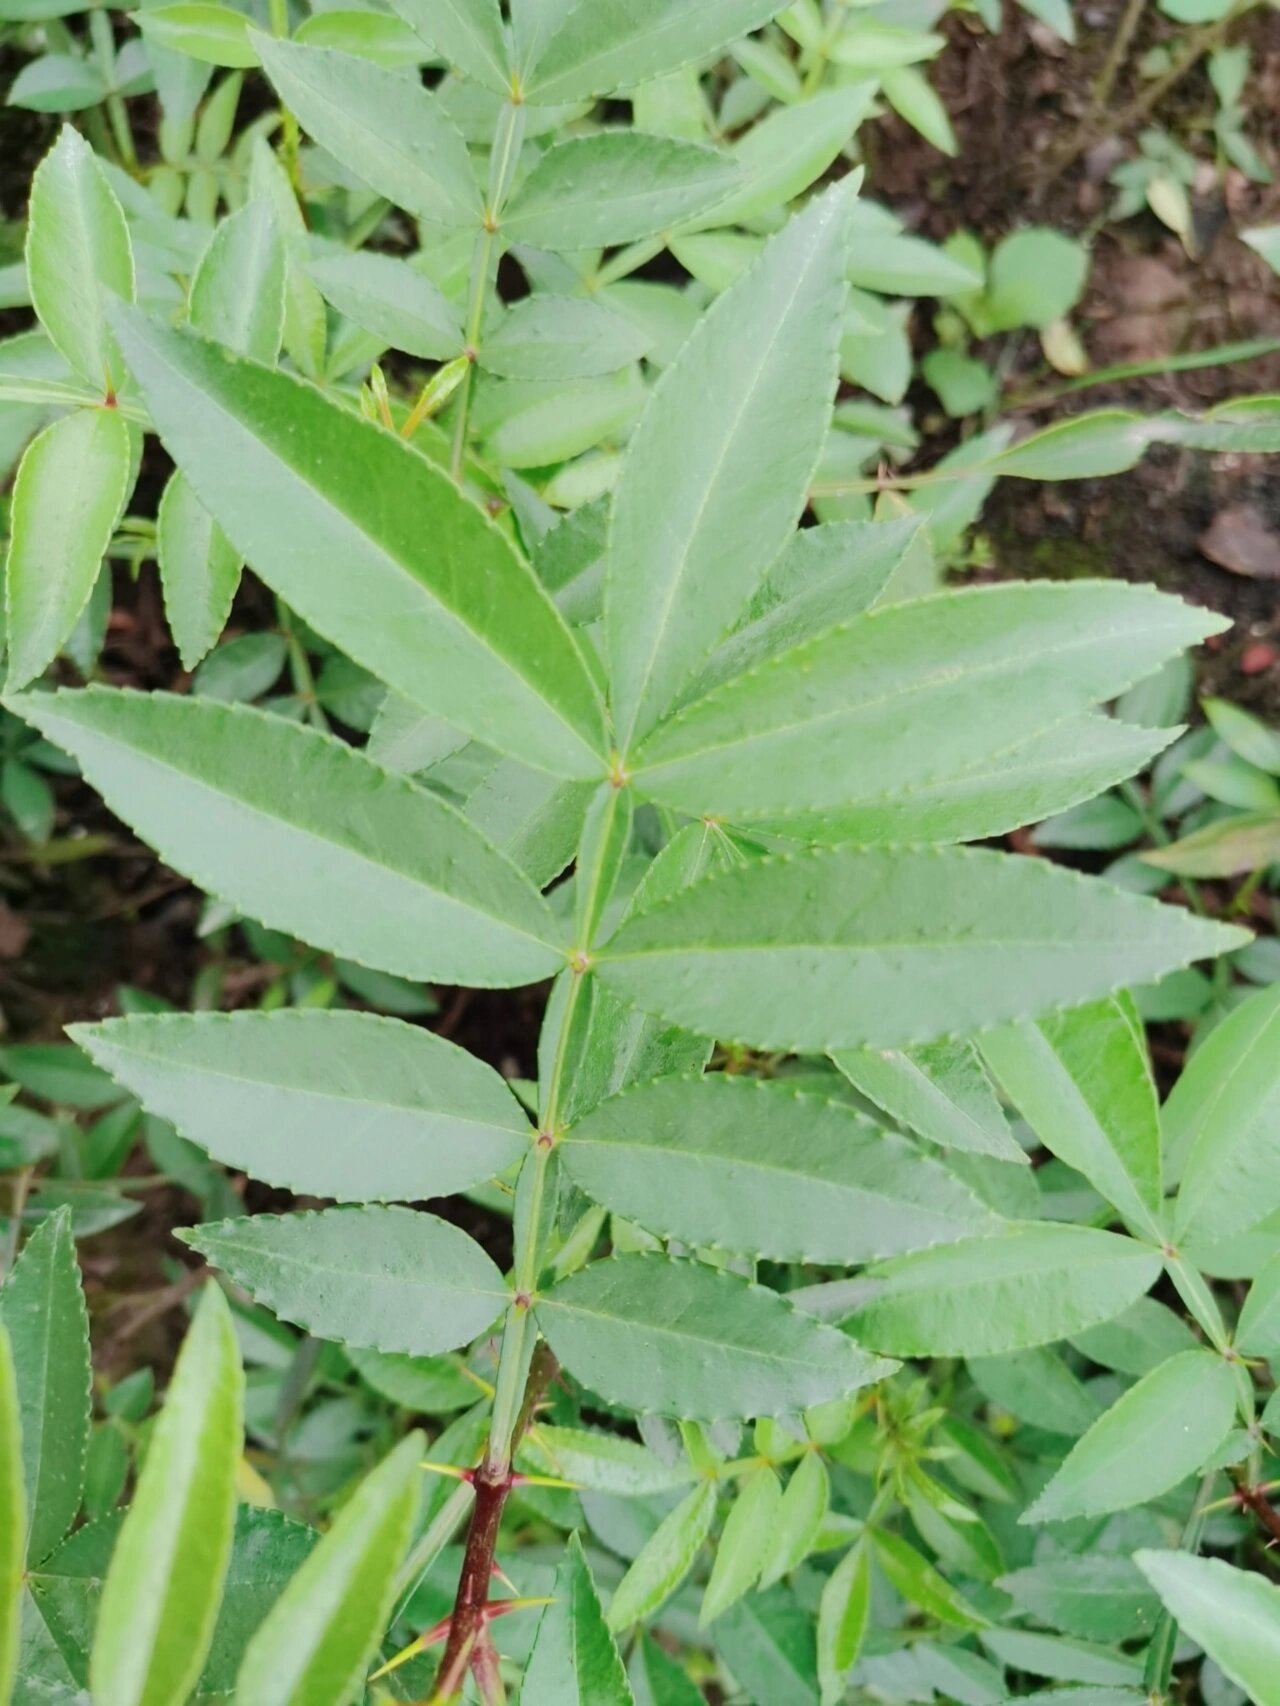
left=449, top=101, right=524, bottom=482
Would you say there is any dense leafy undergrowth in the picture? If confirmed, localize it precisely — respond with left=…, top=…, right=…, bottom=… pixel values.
left=4, top=3, right=1280, bottom=1705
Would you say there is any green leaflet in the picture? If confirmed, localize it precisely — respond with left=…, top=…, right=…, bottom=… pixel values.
left=684, top=516, right=923, bottom=703
left=535, top=1254, right=894, bottom=1422
left=502, top=134, right=741, bottom=251
left=182, top=1206, right=510, bottom=1356
left=156, top=472, right=243, bottom=672
left=89, top=1285, right=243, bottom=1706
left=523, top=1534, right=633, bottom=1704
left=979, top=1631, right=1142, bottom=1687
left=387, top=0, right=510, bottom=94
left=71, top=1010, right=531, bottom=1202
left=596, top=844, right=1246, bottom=1053
left=247, top=139, right=326, bottom=381
left=606, top=1481, right=716, bottom=1632
left=1069, top=1296, right=1196, bottom=1377
left=832, top=1038, right=1024, bottom=1163
left=23, top=1508, right=319, bottom=1696
left=561, top=1075, right=997, bottom=1262
left=630, top=1635, right=704, bottom=1706
left=1025, top=1349, right=1236, bottom=1523
left=482, top=296, right=651, bottom=381
left=606, top=186, right=851, bottom=746
left=777, top=713, right=1173, bottom=848
left=969, top=1347, right=1099, bottom=1436
left=980, top=994, right=1162, bottom=1232
left=307, top=252, right=463, bottom=363
left=1136, top=1551, right=1280, bottom=1706
left=1237, top=1252, right=1280, bottom=1353
left=714, top=1587, right=821, bottom=1706
left=0, top=1209, right=90, bottom=1566
left=686, top=84, right=877, bottom=230
left=999, top=1558, right=1161, bottom=1645
left=700, top=1467, right=781, bottom=1625
left=817, top=1544, right=870, bottom=1706
left=759, top=1452, right=829, bottom=1589
left=846, top=1224, right=1162, bottom=1357
left=189, top=198, right=286, bottom=364
left=631, top=582, right=1227, bottom=824
left=107, top=306, right=608, bottom=779
left=253, top=36, right=481, bottom=226
left=520, top=0, right=787, bottom=102
left=5, top=407, right=134, bottom=690
left=1171, top=985, right=1280, bottom=1242
left=872, top=1530, right=987, bottom=1629
left=234, top=1432, right=423, bottom=1706
left=11, top=690, right=563, bottom=989
left=25, top=127, right=134, bottom=390
left=520, top=1426, right=693, bottom=1497
left=0, top=1323, right=23, bottom=1706
left=135, top=3, right=258, bottom=66
left=160, top=200, right=282, bottom=666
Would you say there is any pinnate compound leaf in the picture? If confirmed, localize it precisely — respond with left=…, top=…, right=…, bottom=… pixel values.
left=562, top=1074, right=997, bottom=1262
left=107, top=306, right=607, bottom=779
left=10, top=690, right=563, bottom=989
left=606, top=1482, right=716, bottom=1633
left=0, top=1323, right=23, bottom=1706
left=522, top=0, right=787, bottom=102
left=596, top=845, right=1246, bottom=1053
left=0, top=1208, right=90, bottom=1565
left=846, top=1224, right=1162, bottom=1357
left=1171, top=984, right=1280, bottom=1242
left=606, top=186, right=851, bottom=746
left=980, top=994, right=1162, bottom=1231
left=183, top=1206, right=509, bottom=1357
left=1025, top=1349, right=1236, bottom=1524
left=387, top=0, right=510, bottom=93
left=700, top=1467, right=782, bottom=1625
left=503, top=134, right=740, bottom=251
left=71, top=1010, right=530, bottom=1203
left=254, top=36, right=481, bottom=226
left=306, top=252, right=463, bottom=363
left=536, top=1254, right=894, bottom=1422
left=523, top=1533, right=634, bottom=1704
left=26, top=127, right=134, bottom=390
left=632, top=582, right=1227, bottom=825
left=89, top=1285, right=243, bottom=1706
left=832, top=1040, right=1024, bottom=1164
left=234, top=1432, right=423, bottom=1706
left=5, top=406, right=133, bottom=690
left=1135, top=1551, right=1280, bottom=1706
